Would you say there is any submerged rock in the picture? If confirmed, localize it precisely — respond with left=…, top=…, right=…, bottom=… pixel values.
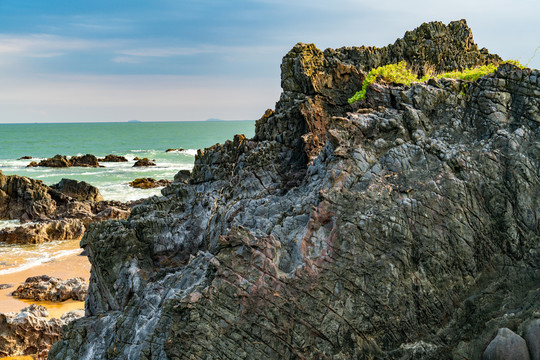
left=98, top=154, right=128, bottom=162
left=50, top=20, right=540, bottom=360
left=12, top=275, right=88, bottom=302
left=129, top=178, right=172, bottom=189
left=0, top=305, right=83, bottom=360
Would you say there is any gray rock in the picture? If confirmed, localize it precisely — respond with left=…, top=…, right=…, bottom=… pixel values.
left=525, top=319, right=540, bottom=360
left=51, top=178, right=104, bottom=202
left=484, top=328, right=530, bottom=360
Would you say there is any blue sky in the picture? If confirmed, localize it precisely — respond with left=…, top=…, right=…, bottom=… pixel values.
left=0, top=0, right=539, bottom=123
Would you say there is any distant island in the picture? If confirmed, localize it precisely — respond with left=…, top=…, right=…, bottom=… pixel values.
left=128, top=120, right=142, bottom=123
left=205, top=118, right=225, bottom=122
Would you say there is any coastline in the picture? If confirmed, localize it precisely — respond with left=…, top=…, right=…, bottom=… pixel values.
left=0, top=247, right=90, bottom=318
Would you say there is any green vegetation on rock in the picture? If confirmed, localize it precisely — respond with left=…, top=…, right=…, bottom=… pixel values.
left=348, top=60, right=525, bottom=104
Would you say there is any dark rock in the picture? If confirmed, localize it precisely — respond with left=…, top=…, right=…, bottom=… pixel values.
left=98, top=154, right=128, bottom=162
left=34, top=154, right=70, bottom=168
left=483, top=328, right=531, bottom=360
left=165, top=148, right=185, bottom=152
left=51, top=178, right=104, bottom=202
left=69, top=154, right=100, bottom=167
left=0, top=284, right=13, bottom=290
left=133, top=157, right=140, bottom=161
left=525, top=319, right=540, bottom=360
left=0, top=305, right=83, bottom=359
left=49, top=20, right=540, bottom=360
left=26, top=161, right=38, bottom=167
left=129, top=178, right=171, bottom=189
left=173, top=169, right=191, bottom=184
left=12, top=275, right=88, bottom=302
left=18, top=156, right=32, bottom=160
left=133, top=158, right=156, bottom=167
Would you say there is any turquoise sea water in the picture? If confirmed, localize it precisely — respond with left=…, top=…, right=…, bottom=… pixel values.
left=0, top=121, right=255, bottom=201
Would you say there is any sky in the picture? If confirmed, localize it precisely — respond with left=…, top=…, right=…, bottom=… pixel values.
left=0, top=0, right=538, bottom=123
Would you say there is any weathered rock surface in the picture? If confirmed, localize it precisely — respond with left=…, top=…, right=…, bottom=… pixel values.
left=524, top=319, right=540, bottom=360
left=173, top=169, right=191, bottom=184
left=0, top=172, right=135, bottom=243
left=0, top=305, right=83, bottom=360
left=133, top=158, right=156, bottom=167
left=51, top=178, right=104, bottom=202
left=12, top=275, right=88, bottom=302
left=50, top=20, right=539, bottom=360
left=98, top=154, right=128, bottom=162
left=129, top=178, right=172, bottom=189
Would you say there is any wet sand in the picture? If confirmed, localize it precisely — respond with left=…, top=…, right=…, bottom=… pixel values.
left=0, top=251, right=90, bottom=318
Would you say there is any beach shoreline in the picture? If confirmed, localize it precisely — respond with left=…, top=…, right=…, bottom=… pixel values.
left=0, top=250, right=90, bottom=318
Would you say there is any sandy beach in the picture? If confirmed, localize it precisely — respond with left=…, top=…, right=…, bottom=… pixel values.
left=0, top=247, right=90, bottom=318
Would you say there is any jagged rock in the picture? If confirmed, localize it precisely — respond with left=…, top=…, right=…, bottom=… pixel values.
left=98, top=154, right=128, bottom=162
left=173, top=169, right=191, bottom=184
left=525, top=319, right=540, bottom=360
left=12, top=275, right=88, bottom=302
left=51, top=178, right=104, bottom=202
left=49, top=20, right=540, bottom=360
left=0, top=219, right=86, bottom=244
left=483, top=328, right=530, bottom=360
left=129, top=178, right=172, bottom=189
left=133, top=158, right=156, bottom=167
left=0, top=305, right=83, bottom=360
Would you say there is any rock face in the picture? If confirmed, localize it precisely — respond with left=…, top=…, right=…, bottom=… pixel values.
left=133, top=158, right=156, bottom=167
left=0, top=305, right=83, bottom=360
left=98, top=154, right=128, bottom=162
left=129, top=178, right=172, bottom=189
left=51, top=178, right=104, bottom=202
left=49, top=20, right=539, bottom=360
left=12, top=275, right=88, bottom=302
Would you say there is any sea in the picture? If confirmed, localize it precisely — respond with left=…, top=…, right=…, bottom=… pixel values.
left=0, top=120, right=255, bottom=275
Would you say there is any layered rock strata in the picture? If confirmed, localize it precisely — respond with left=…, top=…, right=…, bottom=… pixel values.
left=50, top=20, right=539, bottom=360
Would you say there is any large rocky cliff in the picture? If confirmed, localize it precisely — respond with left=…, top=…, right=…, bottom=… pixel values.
left=49, top=20, right=539, bottom=359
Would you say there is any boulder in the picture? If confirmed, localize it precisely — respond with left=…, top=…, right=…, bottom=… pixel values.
left=0, top=305, right=83, bottom=359
left=51, top=178, right=104, bottom=202
left=133, top=158, right=156, bottom=167
left=0, top=219, right=86, bottom=244
left=525, top=319, right=540, bottom=360
left=98, top=154, right=128, bottom=162
left=18, top=156, right=32, bottom=160
left=12, top=275, right=88, bottom=302
left=483, top=328, right=530, bottom=360
left=129, top=178, right=171, bottom=189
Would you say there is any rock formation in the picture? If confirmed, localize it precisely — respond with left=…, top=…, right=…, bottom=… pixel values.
left=12, top=275, right=88, bottom=302
left=28, top=154, right=101, bottom=168
left=51, top=178, right=104, bottom=202
left=129, top=178, right=172, bottom=189
left=0, top=172, right=134, bottom=243
left=98, top=154, right=128, bottom=162
left=49, top=20, right=539, bottom=360
left=0, top=305, right=83, bottom=360
left=133, top=158, right=156, bottom=167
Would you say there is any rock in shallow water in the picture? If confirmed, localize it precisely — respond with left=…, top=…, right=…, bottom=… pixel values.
left=12, top=275, right=88, bottom=302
